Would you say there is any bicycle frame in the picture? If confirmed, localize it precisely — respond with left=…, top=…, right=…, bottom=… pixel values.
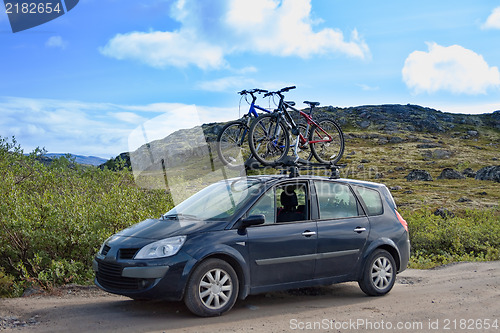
left=281, top=101, right=333, bottom=145
left=232, top=90, right=272, bottom=146
left=241, top=90, right=272, bottom=119
left=255, top=87, right=334, bottom=161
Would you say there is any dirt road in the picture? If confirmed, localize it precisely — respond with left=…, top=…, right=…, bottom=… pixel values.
left=1, top=261, right=499, bottom=332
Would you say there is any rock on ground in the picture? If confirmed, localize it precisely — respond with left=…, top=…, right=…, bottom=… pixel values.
left=437, top=168, right=465, bottom=180
left=475, top=165, right=500, bottom=182
left=406, top=169, right=433, bottom=181
left=462, top=168, right=476, bottom=178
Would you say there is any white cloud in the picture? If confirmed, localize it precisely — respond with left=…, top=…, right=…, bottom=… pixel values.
left=357, top=83, right=379, bottom=91
left=482, top=7, right=500, bottom=29
left=235, top=66, right=258, bottom=74
left=100, top=31, right=226, bottom=70
left=0, top=97, right=132, bottom=156
left=402, top=42, right=500, bottom=95
left=0, top=97, right=236, bottom=157
left=45, top=36, right=68, bottom=49
left=225, top=0, right=369, bottom=59
left=100, top=0, right=369, bottom=70
left=196, top=76, right=290, bottom=92
left=111, top=112, right=147, bottom=124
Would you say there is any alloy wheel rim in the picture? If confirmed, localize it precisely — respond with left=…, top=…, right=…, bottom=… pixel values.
left=199, top=268, right=233, bottom=310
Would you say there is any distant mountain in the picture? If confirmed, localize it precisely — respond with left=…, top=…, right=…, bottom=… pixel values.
left=45, top=153, right=107, bottom=166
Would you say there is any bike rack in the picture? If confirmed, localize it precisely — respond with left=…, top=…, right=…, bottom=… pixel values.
left=243, top=156, right=346, bottom=179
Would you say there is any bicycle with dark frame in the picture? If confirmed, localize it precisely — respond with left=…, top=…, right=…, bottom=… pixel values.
left=247, top=86, right=345, bottom=166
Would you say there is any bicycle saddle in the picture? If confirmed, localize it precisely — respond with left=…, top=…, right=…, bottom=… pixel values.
left=304, top=101, right=320, bottom=107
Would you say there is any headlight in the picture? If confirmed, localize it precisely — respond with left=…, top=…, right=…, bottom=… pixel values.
left=98, top=235, right=118, bottom=256
left=98, top=242, right=106, bottom=255
left=134, top=236, right=187, bottom=259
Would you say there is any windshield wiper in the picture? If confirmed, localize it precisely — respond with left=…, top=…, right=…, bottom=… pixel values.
left=162, top=213, right=199, bottom=220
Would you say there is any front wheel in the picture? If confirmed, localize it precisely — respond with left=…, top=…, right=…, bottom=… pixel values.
left=248, top=114, right=290, bottom=166
left=358, top=249, right=396, bottom=296
left=184, top=259, right=239, bottom=317
left=216, top=121, right=251, bottom=169
left=309, top=119, right=344, bottom=164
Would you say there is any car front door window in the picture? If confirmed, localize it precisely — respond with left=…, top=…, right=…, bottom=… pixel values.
left=247, top=188, right=275, bottom=224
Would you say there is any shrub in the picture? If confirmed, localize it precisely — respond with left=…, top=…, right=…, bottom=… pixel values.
left=405, top=208, right=500, bottom=268
left=0, top=137, right=171, bottom=295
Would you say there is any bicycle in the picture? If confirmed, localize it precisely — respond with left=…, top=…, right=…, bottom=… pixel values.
left=248, top=86, right=345, bottom=166
left=216, top=89, right=271, bottom=169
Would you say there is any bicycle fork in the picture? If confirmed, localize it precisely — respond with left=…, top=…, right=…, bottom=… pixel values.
left=283, top=111, right=307, bottom=162
left=291, top=123, right=310, bottom=162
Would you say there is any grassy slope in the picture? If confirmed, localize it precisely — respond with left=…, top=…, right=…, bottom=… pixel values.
left=338, top=129, right=499, bottom=212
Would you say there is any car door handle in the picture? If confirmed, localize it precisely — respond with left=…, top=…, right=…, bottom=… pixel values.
left=301, top=230, right=317, bottom=237
left=354, top=227, right=366, bottom=233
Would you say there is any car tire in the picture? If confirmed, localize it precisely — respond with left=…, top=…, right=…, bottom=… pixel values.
left=184, top=259, right=239, bottom=317
left=358, top=249, right=396, bottom=296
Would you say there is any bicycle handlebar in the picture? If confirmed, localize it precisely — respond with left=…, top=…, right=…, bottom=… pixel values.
left=263, top=85, right=296, bottom=98
left=238, top=88, right=268, bottom=95
left=279, top=86, right=296, bottom=93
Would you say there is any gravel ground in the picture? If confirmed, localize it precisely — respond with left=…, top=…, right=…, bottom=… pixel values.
left=0, top=261, right=499, bottom=332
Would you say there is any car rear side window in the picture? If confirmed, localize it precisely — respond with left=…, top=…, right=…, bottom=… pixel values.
left=355, top=186, right=383, bottom=216
left=314, top=181, right=360, bottom=219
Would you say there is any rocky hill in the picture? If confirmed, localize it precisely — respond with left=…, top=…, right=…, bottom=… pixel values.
left=99, top=103, right=500, bottom=213
left=102, top=104, right=500, bottom=170
left=323, top=104, right=500, bottom=133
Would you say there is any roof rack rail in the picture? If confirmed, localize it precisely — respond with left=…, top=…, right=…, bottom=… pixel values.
left=244, top=156, right=346, bottom=179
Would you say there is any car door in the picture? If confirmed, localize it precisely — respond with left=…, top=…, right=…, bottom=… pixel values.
left=313, top=180, right=369, bottom=278
left=246, top=181, right=317, bottom=287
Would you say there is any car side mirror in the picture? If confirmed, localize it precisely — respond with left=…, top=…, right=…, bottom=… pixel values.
left=240, top=214, right=265, bottom=228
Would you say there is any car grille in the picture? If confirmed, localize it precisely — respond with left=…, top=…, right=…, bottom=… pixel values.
left=96, top=261, right=144, bottom=291
left=119, top=248, right=139, bottom=260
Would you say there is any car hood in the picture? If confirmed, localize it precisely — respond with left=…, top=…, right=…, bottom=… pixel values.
left=115, top=218, right=228, bottom=240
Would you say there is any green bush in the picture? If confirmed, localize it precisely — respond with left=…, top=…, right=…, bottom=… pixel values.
left=0, top=137, right=172, bottom=296
left=0, top=268, right=15, bottom=296
left=405, top=208, right=500, bottom=268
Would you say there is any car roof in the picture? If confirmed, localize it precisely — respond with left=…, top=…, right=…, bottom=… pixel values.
left=231, top=174, right=386, bottom=190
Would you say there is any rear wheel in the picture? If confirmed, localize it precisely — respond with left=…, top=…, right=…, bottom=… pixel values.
left=216, top=121, right=251, bottom=169
left=248, top=114, right=290, bottom=166
left=184, top=259, right=239, bottom=317
left=358, top=249, right=396, bottom=296
left=309, top=119, right=344, bottom=164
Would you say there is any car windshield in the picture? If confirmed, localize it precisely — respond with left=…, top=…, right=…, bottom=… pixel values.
left=163, top=178, right=263, bottom=221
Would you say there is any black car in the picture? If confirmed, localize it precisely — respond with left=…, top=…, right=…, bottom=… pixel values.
left=93, top=175, right=410, bottom=317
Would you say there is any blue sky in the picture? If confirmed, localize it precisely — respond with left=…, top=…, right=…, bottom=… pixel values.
left=1, top=0, right=500, bottom=157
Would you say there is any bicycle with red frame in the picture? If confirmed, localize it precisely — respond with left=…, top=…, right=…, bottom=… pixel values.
left=248, top=86, right=345, bottom=166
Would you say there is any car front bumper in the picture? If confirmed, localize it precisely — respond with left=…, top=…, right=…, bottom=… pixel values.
left=93, top=252, right=193, bottom=301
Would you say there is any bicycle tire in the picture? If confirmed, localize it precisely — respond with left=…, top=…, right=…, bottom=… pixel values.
left=216, top=121, right=251, bottom=169
left=309, top=118, right=345, bottom=164
left=248, top=114, right=290, bottom=166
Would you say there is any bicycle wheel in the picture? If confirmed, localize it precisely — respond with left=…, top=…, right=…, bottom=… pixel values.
left=290, top=123, right=313, bottom=162
left=309, top=118, right=344, bottom=164
left=216, top=121, right=251, bottom=169
left=249, top=114, right=290, bottom=166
